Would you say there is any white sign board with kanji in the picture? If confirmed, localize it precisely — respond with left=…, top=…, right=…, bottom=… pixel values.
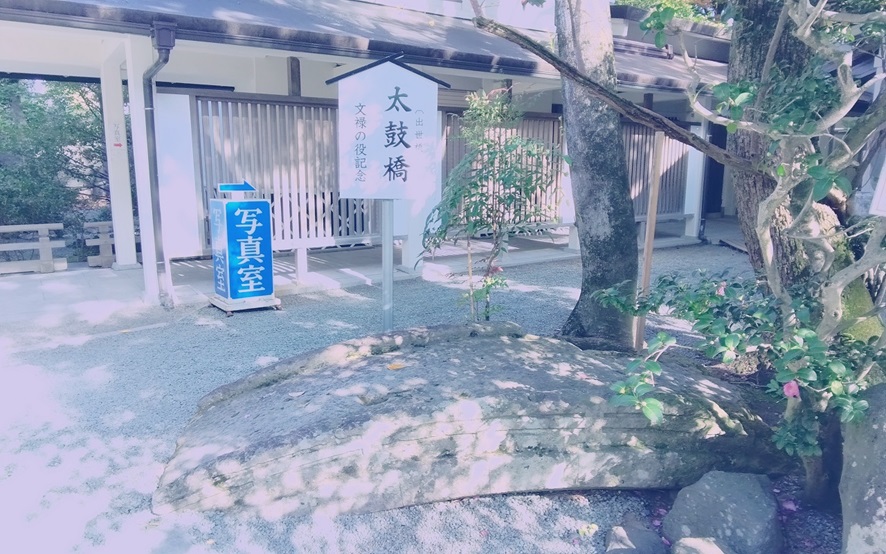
left=337, top=62, right=439, bottom=200
left=869, top=164, right=886, bottom=217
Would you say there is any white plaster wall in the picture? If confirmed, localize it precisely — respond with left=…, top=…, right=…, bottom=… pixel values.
left=155, top=93, right=205, bottom=259
left=251, top=57, right=290, bottom=95
left=161, top=49, right=255, bottom=90
left=161, top=49, right=289, bottom=94
left=0, top=21, right=106, bottom=77
left=300, top=59, right=339, bottom=99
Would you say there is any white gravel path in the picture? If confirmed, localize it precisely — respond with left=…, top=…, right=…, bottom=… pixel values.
left=0, top=244, right=754, bottom=553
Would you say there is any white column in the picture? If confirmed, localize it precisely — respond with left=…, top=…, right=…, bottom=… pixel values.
left=124, top=35, right=160, bottom=302
left=683, top=121, right=708, bottom=238
left=100, top=40, right=139, bottom=269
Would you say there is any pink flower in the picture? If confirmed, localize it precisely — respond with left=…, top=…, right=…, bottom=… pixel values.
left=783, top=380, right=801, bottom=399
left=716, top=282, right=727, bottom=296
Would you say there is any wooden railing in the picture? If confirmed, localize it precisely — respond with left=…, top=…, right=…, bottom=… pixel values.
left=0, top=223, right=67, bottom=275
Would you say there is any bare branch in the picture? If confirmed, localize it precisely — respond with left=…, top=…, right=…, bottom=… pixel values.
left=754, top=1, right=792, bottom=113
left=791, top=0, right=886, bottom=25
left=687, top=94, right=771, bottom=134
left=843, top=91, right=886, bottom=156
left=813, top=73, right=884, bottom=137
left=796, top=0, right=831, bottom=38
left=471, top=16, right=764, bottom=176
left=468, top=0, right=485, bottom=18
left=818, top=218, right=886, bottom=338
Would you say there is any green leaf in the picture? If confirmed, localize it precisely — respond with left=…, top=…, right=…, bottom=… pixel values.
left=807, top=165, right=828, bottom=179
left=829, top=381, right=845, bottom=396
left=835, top=175, right=852, bottom=194
left=610, top=395, right=639, bottom=408
left=795, top=305, right=811, bottom=324
left=776, top=369, right=796, bottom=383
left=712, top=83, right=731, bottom=101
left=644, top=360, right=663, bottom=376
left=795, top=328, right=818, bottom=339
left=633, top=383, right=654, bottom=397
left=828, top=361, right=848, bottom=376
left=832, top=397, right=852, bottom=408
left=798, top=368, right=818, bottom=382
left=726, top=122, right=738, bottom=134
left=776, top=165, right=786, bottom=177
left=562, top=154, right=573, bottom=166
left=654, top=31, right=667, bottom=49
left=733, top=92, right=753, bottom=106
left=641, top=398, right=664, bottom=425
left=723, top=333, right=741, bottom=350
left=812, top=179, right=832, bottom=201
left=722, top=350, right=736, bottom=364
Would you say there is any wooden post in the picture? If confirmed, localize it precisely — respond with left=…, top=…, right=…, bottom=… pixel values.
left=634, top=132, right=666, bottom=351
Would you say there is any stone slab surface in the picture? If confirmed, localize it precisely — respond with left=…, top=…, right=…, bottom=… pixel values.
left=153, top=323, right=788, bottom=518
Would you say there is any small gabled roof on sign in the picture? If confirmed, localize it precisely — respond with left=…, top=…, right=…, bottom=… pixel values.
left=326, top=53, right=451, bottom=88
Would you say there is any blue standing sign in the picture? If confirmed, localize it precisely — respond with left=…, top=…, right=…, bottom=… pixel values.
left=209, top=181, right=280, bottom=314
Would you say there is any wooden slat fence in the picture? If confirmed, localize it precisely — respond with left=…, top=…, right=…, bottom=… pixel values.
left=442, top=112, right=563, bottom=228
left=622, top=122, right=689, bottom=218
left=195, top=97, right=379, bottom=251
left=194, top=95, right=690, bottom=253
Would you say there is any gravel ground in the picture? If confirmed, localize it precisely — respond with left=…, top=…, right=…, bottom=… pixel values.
left=0, top=243, right=840, bottom=553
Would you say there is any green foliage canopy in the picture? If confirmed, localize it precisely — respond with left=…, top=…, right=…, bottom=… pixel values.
left=0, top=79, right=108, bottom=226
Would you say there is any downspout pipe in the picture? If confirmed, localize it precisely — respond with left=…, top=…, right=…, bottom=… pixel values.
left=143, top=22, right=176, bottom=306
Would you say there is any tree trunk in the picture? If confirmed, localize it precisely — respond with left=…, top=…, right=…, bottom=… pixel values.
left=728, top=0, right=843, bottom=505
left=555, top=0, right=637, bottom=351
left=800, top=413, right=844, bottom=510
left=726, top=0, right=812, bottom=284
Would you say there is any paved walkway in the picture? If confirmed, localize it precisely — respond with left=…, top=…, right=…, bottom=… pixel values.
left=0, top=219, right=744, bottom=326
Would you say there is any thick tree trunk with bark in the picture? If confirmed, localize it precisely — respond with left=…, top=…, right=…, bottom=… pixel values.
left=728, top=0, right=848, bottom=506
left=727, top=0, right=811, bottom=283
left=555, top=0, right=637, bottom=351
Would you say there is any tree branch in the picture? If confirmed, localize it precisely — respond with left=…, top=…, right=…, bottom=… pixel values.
left=842, top=91, right=886, bottom=157
left=754, top=2, right=791, bottom=113
left=468, top=0, right=485, bottom=18
left=471, top=16, right=764, bottom=176
left=818, top=218, right=886, bottom=338
left=791, top=0, right=886, bottom=25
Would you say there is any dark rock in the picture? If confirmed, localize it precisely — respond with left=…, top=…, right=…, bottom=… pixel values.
left=153, top=323, right=790, bottom=517
left=840, top=384, right=886, bottom=553
left=605, top=524, right=666, bottom=553
left=662, top=471, right=782, bottom=554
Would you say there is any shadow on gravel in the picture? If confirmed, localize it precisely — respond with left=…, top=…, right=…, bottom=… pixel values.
left=0, top=247, right=761, bottom=552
